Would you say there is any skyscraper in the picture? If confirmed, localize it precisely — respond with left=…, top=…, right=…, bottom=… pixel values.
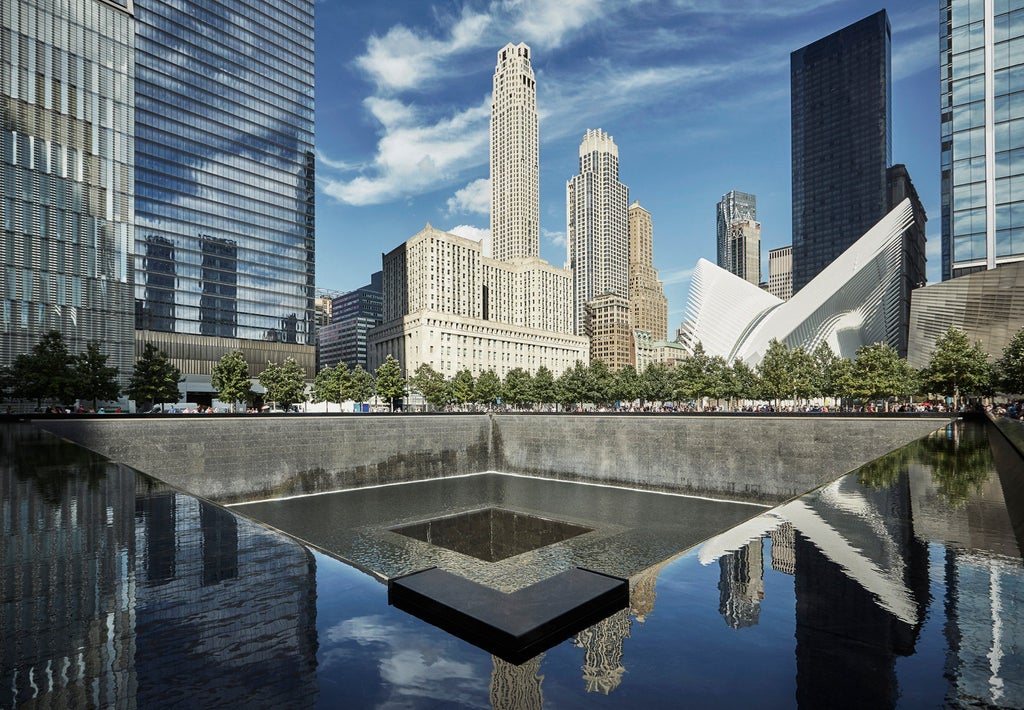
left=133, top=0, right=316, bottom=402
left=716, top=191, right=759, bottom=284
left=791, top=10, right=891, bottom=293
left=490, top=43, right=538, bottom=262
left=1, top=0, right=136, bottom=381
left=628, top=201, right=668, bottom=341
left=567, top=129, right=629, bottom=337
left=940, top=0, right=1024, bottom=279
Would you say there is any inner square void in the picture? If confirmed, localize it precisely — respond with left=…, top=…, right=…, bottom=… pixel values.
left=391, top=507, right=594, bottom=562
left=234, top=472, right=766, bottom=593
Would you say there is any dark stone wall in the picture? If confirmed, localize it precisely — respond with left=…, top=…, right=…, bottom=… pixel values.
left=36, top=413, right=950, bottom=504
left=37, top=415, right=492, bottom=504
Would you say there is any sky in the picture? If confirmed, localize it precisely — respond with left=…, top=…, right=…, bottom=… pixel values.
left=313, top=0, right=940, bottom=328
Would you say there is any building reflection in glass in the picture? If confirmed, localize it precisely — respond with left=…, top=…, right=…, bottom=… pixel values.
left=718, top=538, right=765, bottom=629
left=1, top=425, right=319, bottom=708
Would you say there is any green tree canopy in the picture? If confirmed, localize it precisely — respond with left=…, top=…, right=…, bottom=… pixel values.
left=611, top=364, right=640, bottom=406
left=259, top=357, right=307, bottom=410
left=921, top=326, right=993, bottom=409
left=729, top=359, right=758, bottom=404
left=587, top=360, right=615, bottom=406
left=556, top=360, right=592, bottom=409
left=995, top=327, right=1024, bottom=395
left=311, top=363, right=352, bottom=410
left=450, top=369, right=476, bottom=406
left=374, top=355, right=406, bottom=411
left=127, top=343, right=182, bottom=409
left=211, top=351, right=253, bottom=412
left=531, top=366, right=556, bottom=406
left=474, top=370, right=501, bottom=408
left=12, top=330, right=76, bottom=407
left=409, top=363, right=449, bottom=410
left=348, top=365, right=375, bottom=407
left=639, top=363, right=672, bottom=405
left=73, top=341, right=121, bottom=410
left=851, top=342, right=915, bottom=408
left=756, top=339, right=794, bottom=407
left=502, top=367, right=533, bottom=409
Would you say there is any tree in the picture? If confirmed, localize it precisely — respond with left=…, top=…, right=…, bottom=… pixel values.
left=611, top=364, right=640, bottom=408
left=211, top=351, right=252, bottom=412
left=409, top=363, right=449, bottom=410
left=127, top=343, right=182, bottom=409
left=259, top=357, right=307, bottom=410
left=474, top=370, right=501, bottom=409
left=374, top=355, right=406, bottom=411
left=675, top=341, right=711, bottom=406
left=789, top=346, right=817, bottom=405
left=587, top=360, right=615, bottom=406
left=12, top=330, right=76, bottom=407
left=556, top=361, right=592, bottom=409
left=827, top=357, right=856, bottom=410
left=531, top=366, right=556, bottom=406
left=73, top=341, right=121, bottom=411
left=705, top=355, right=731, bottom=409
left=311, top=363, right=351, bottom=411
left=921, top=326, right=993, bottom=409
left=502, top=367, right=533, bottom=409
left=639, top=363, right=672, bottom=406
left=811, top=342, right=839, bottom=400
left=729, top=359, right=758, bottom=405
left=995, top=327, right=1024, bottom=395
left=756, top=339, right=794, bottom=408
left=348, top=365, right=375, bottom=408
left=450, top=369, right=476, bottom=407
left=852, top=343, right=914, bottom=409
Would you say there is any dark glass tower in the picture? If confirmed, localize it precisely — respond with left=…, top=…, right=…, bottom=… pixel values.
left=133, top=0, right=316, bottom=396
left=791, top=10, right=891, bottom=294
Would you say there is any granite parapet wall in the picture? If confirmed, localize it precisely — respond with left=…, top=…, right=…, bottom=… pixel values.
left=35, top=413, right=951, bottom=505
left=36, top=415, right=492, bottom=504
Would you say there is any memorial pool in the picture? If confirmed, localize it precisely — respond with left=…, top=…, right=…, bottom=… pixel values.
left=2, top=421, right=1022, bottom=707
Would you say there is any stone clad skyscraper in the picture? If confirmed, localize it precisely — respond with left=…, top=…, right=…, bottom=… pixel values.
left=1, top=0, right=136, bottom=381
left=567, top=129, right=630, bottom=336
left=490, top=43, right=539, bottom=262
left=791, top=10, right=891, bottom=293
left=628, top=202, right=668, bottom=341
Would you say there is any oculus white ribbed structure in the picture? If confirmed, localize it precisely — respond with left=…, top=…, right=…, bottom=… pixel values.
left=682, top=199, right=915, bottom=365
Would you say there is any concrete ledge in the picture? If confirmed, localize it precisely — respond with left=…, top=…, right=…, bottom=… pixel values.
left=388, top=566, right=628, bottom=664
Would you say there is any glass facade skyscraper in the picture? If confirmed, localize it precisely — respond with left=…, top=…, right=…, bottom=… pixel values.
left=1, top=0, right=136, bottom=381
left=941, top=0, right=1024, bottom=279
left=791, top=10, right=891, bottom=294
left=133, top=0, right=315, bottom=391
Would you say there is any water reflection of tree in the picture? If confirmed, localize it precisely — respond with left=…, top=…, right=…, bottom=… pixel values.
left=916, top=425, right=993, bottom=509
left=11, top=436, right=111, bottom=505
left=856, top=444, right=914, bottom=490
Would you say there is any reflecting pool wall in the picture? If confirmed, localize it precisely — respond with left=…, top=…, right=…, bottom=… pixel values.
left=2, top=421, right=1023, bottom=708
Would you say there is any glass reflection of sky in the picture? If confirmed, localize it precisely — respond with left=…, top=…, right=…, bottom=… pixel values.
left=2, top=421, right=1022, bottom=708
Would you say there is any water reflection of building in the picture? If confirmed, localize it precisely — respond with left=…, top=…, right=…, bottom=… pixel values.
left=490, top=655, right=544, bottom=709
left=718, top=539, right=764, bottom=628
left=575, top=608, right=631, bottom=695
left=769, top=522, right=796, bottom=575
left=790, top=471, right=930, bottom=708
left=133, top=491, right=319, bottom=707
left=1, top=436, right=137, bottom=707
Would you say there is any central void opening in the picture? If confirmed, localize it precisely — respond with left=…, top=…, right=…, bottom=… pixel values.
left=392, top=507, right=593, bottom=562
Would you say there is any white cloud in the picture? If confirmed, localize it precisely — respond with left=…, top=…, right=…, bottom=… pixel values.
left=356, top=10, right=492, bottom=92
left=316, top=149, right=360, bottom=172
left=542, top=227, right=566, bottom=249
left=446, top=178, right=490, bottom=215
left=448, top=224, right=491, bottom=257
left=892, top=30, right=936, bottom=81
left=321, top=97, right=490, bottom=206
left=509, top=0, right=609, bottom=48
left=660, top=266, right=695, bottom=285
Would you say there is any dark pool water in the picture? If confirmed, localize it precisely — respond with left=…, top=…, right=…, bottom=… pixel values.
left=2, top=421, right=1022, bottom=708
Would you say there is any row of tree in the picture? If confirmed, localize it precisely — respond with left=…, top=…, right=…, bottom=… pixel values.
left=360, top=326, right=1024, bottom=411
left=5, top=326, right=1024, bottom=412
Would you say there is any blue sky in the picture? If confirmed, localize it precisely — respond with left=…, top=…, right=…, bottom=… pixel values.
left=313, top=0, right=939, bottom=328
